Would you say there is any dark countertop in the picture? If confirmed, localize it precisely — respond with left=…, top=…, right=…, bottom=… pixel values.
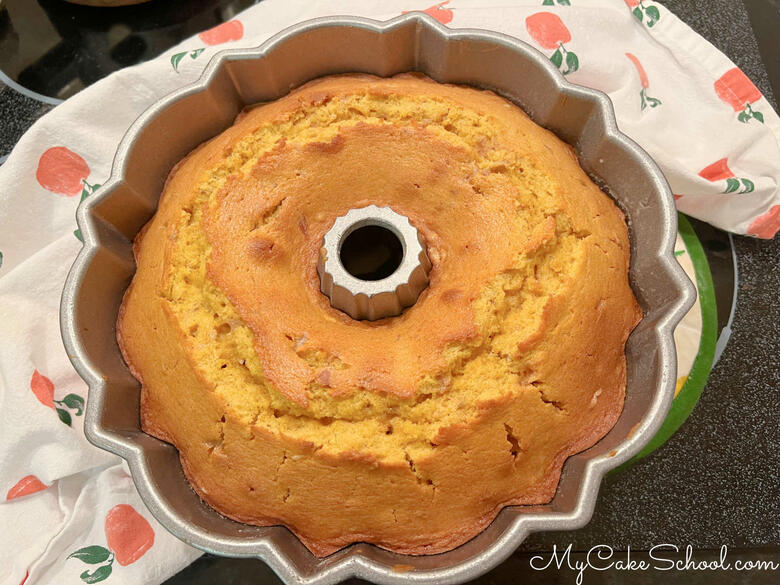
left=1, top=1, right=778, bottom=583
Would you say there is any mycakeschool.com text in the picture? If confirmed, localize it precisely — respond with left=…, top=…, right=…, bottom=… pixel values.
left=529, top=544, right=779, bottom=584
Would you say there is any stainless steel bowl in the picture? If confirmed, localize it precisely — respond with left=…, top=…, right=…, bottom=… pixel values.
left=60, top=13, right=695, bottom=585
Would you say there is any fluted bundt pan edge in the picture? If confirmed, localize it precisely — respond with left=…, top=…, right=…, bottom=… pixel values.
left=61, top=13, right=695, bottom=585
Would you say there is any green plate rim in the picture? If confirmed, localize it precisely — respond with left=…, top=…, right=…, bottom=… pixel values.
left=614, top=212, right=718, bottom=471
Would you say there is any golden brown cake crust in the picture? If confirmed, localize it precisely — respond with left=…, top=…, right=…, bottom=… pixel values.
left=117, top=74, right=641, bottom=557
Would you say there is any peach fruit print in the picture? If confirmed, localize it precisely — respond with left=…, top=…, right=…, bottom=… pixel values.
left=698, top=158, right=754, bottom=194
left=626, top=53, right=662, bottom=110
left=36, top=147, right=90, bottom=196
left=747, top=205, right=780, bottom=239
left=68, top=505, right=155, bottom=582
left=526, top=12, right=579, bottom=75
left=422, top=1, right=454, bottom=24
left=35, top=146, right=100, bottom=241
left=714, top=67, right=764, bottom=123
left=199, top=20, right=244, bottom=45
left=6, top=475, right=48, bottom=500
left=171, top=20, right=244, bottom=72
left=31, top=370, right=85, bottom=427
left=626, top=0, right=660, bottom=27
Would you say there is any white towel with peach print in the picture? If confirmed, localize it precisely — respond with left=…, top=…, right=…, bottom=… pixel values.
left=1, top=1, right=779, bottom=585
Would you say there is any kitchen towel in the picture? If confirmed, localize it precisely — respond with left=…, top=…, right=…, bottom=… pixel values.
left=1, top=1, right=778, bottom=584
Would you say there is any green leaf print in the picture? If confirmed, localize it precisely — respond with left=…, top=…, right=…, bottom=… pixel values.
left=69, top=542, right=117, bottom=583
left=564, top=51, right=579, bottom=75
left=724, top=178, right=741, bottom=194
left=81, top=182, right=101, bottom=201
left=54, top=393, right=85, bottom=419
left=752, top=110, right=764, bottom=123
left=550, top=48, right=563, bottom=69
left=0, top=251, right=3, bottom=269
left=80, top=564, right=113, bottom=584
left=170, top=51, right=188, bottom=73
left=674, top=250, right=685, bottom=257
left=641, top=87, right=662, bottom=109
left=633, top=7, right=643, bottom=21
left=737, top=110, right=751, bottom=123
left=190, top=48, right=205, bottom=59
left=557, top=0, right=571, bottom=5
left=645, top=5, right=660, bottom=26
left=740, top=178, right=755, bottom=193
left=69, top=546, right=111, bottom=564
left=74, top=182, right=100, bottom=242
left=62, top=393, right=85, bottom=416
left=542, top=0, right=554, bottom=5
left=56, top=407, right=72, bottom=427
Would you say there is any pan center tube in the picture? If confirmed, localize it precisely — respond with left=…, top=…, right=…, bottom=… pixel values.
left=317, top=205, right=431, bottom=321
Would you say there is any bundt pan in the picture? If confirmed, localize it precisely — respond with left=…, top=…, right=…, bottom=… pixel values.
left=61, top=13, right=695, bottom=585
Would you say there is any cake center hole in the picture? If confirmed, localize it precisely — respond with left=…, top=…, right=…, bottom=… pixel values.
left=340, top=225, right=403, bottom=281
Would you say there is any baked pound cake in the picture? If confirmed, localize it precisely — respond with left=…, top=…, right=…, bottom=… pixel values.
left=117, top=74, right=641, bottom=556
